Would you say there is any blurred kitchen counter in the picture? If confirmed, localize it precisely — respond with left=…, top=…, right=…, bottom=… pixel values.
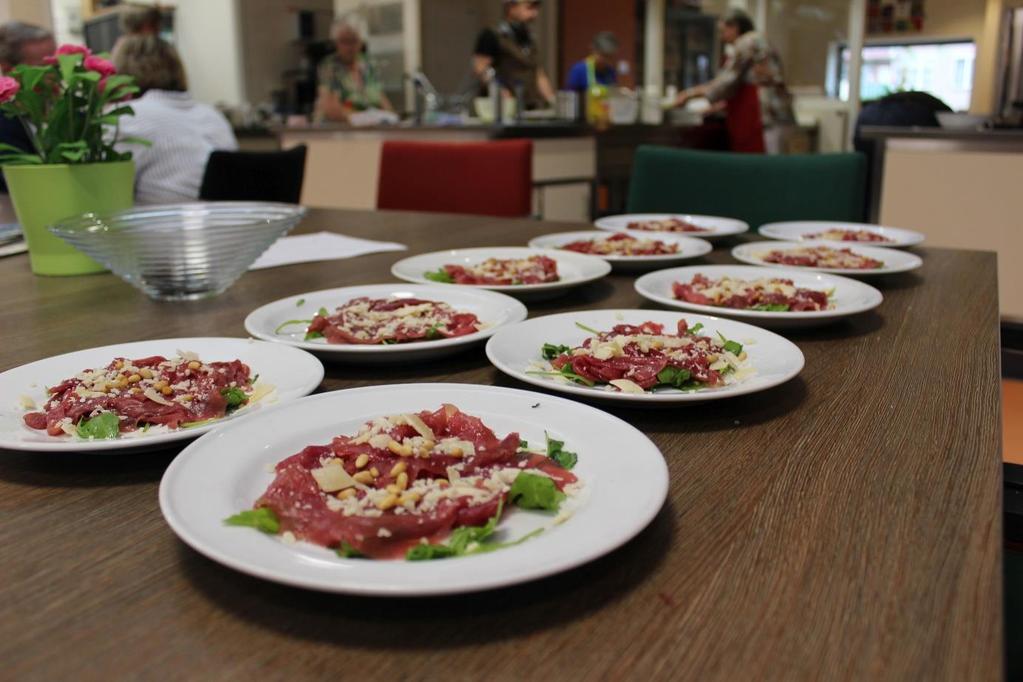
left=274, top=120, right=729, bottom=221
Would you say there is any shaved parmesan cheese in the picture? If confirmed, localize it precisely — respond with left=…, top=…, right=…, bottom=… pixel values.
left=403, top=413, right=436, bottom=441
left=610, top=379, right=646, bottom=394
left=143, top=388, right=176, bottom=406
left=311, top=459, right=356, bottom=492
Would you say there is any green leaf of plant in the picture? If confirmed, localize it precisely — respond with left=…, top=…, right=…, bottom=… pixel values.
left=574, top=322, right=601, bottom=335
left=689, top=322, right=704, bottom=335
left=224, top=507, right=280, bottom=534
left=752, top=304, right=789, bottom=312
left=76, top=411, right=120, bottom=439
left=304, top=331, right=324, bottom=341
left=57, top=54, right=81, bottom=84
left=508, top=472, right=565, bottom=511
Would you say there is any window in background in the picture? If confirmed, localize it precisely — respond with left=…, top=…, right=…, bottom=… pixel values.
left=836, top=40, right=976, bottom=111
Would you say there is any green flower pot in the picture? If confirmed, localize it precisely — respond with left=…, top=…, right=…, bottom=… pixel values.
left=3, top=161, right=134, bottom=276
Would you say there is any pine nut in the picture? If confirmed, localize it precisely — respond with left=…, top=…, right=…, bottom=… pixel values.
left=139, top=368, right=153, bottom=379
left=396, top=472, right=409, bottom=490
left=352, top=471, right=375, bottom=485
left=376, top=494, right=399, bottom=511
left=385, top=484, right=400, bottom=495
left=127, top=374, right=141, bottom=384
left=355, top=454, right=369, bottom=469
left=187, top=361, right=201, bottom=370
left=389, top=461, right=407, bottom=477
left=387, top=440, right=413, bottom=457
left=337, top=488, right=357, bottom=500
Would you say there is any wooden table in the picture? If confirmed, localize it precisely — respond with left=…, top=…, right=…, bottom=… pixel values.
left=0, top=209, right=1004, bottom=680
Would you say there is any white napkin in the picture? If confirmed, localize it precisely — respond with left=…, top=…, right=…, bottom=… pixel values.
left=250, top=231, right=406, bottom=270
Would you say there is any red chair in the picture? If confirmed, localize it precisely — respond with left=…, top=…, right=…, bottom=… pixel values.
left=376, top=139, right=533, bottom=218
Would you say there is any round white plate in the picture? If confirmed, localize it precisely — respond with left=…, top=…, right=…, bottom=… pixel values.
left=244, top=284, right=528, bottom=362
left=0, top=338, right=323, bottom=453
left=527, top=230, right=713, bottom=272
left=390, top=247, right=611, bottom=300
left=731, top=240, right=923, bottom=276
left=634, top=265, right=884, bottom=328
left=486, top=310, right=804, bottom=404
left=159, top=383, right=668, bottom=596
left=595, top=213, right=749, bottom=241
left=759, top=221, right=925, bottom=248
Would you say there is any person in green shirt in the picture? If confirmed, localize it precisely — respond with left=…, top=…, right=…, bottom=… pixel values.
left=316, top=14, right=393, bottom=123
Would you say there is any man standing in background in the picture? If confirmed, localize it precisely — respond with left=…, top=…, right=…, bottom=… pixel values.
left=472, top=0, right=555, bottom=110
left=565, top=31, right=620, bottom=92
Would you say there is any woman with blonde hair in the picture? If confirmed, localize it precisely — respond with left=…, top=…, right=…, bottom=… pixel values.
left=315, top=13, right=393, bottom=122
left=114, top=35, right=236, bottom=204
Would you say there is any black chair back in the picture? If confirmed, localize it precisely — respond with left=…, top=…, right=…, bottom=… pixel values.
left=199, top=145, right=307, bottom=204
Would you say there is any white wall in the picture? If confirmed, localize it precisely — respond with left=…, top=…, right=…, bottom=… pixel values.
left=125, top=0, right=246, bottom=106
left=0, top=0, right=54, bottom=28
left=170, top=0, right=246, bottom=106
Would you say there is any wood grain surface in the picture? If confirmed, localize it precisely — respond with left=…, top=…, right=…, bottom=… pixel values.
left=0, top=209, right=1004, bottom=681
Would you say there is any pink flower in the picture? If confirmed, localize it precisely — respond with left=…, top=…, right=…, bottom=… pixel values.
left=43, top=44, right=91, bottom=65
left=0, top=76, right=20, bottom=103
left=84, top=56, right=116, bottom=77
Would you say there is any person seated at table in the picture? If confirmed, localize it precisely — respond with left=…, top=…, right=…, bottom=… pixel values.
left=315, top=14, right=393, bottom=123
left=113, top=35, right=237, bottom=205
left=0, top=22, right=55, bottom=192
left=565, top=31, right=620, bottom=93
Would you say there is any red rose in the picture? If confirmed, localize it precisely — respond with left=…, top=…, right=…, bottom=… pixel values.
left=0, top=76, right=20, bottom=103
left=84, top=56, right=116, bottom=77
left=43, top=44, right=92, bottom=64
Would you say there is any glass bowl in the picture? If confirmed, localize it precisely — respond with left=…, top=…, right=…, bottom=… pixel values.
left=49, top=202, right=306, bottom=300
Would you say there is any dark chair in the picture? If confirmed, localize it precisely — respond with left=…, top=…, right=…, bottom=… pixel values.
left=377, top=139, right=533, bottom=218
left=626, top=146, right=868, bottom=230
left=199, top=145, right=307, bottom=204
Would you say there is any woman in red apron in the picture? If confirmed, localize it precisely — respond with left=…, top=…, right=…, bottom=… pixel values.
left=672, top=9, right=792, bottom=154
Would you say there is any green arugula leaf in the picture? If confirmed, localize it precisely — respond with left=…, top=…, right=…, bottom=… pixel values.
left=752, top=304, right=789, bottom=312
left=717, top=331, right=743, bottom=356
left=305, top=331, right=324, bottom=341
left=517, top=439, right=530, bottom=451
left=317, top=307, right=328, bottom=317
left=181, top=418, right=218, bottom=429
left=425, top=324, right=443, bottom=339
left=407, top=501, right=503, bottom=560
left=545, top=433, right=577, bottom=470
left=224, top=507, right=280, bottom=534
left=688, top=322, right=705, bottom=335
left=76, top=411, right=120, bottom=439
left=424, top=268, right=454, bottom=283
left=336, top=542, right=365, bottom=558
left=574, top=322, right=601, bottom=335
left=295, top=298, right=305, bottom=307
left=541, top=343, right=571, bottom=360
left=508, top=472, right=565, bottom=511
left=221, top=386, right=249, bottom=412
left=274, top=318, right=312, bottom=334
left=406, top=543, right=459, bottom=560
left=656, top=366, right=693, bottom=389
left=559, top=363, right=595, bottom=386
